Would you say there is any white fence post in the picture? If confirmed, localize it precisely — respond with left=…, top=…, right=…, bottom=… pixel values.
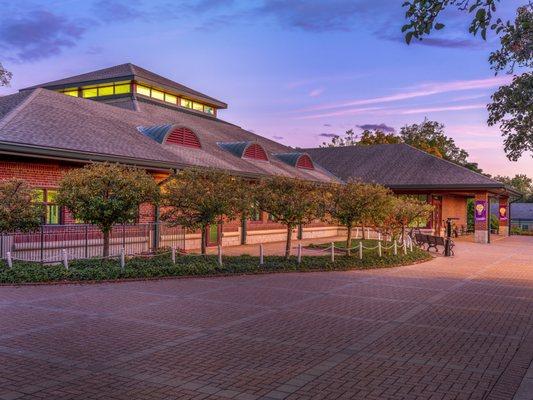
left=403, top=240, right=407, bottom=254
left=171, top=246, right=176, bottom=264
left=378, top=232, right=381, bottom=241
left=359, top=242, right=363, bottom=260
left=6, top=251, right=12, bottom=269
left=394, top=241, right=397, bottom=256
left=297, top=243, right=302, bottom=264
left=62, top=249, right=68, bottom=270
left=409, top=237, right=413, bottom=252
left=217, top=244, right=222, bottom=266
left=330, top=242, right=335, bottom=262
left=355, top=227, right=359, bottom=239
left=378, top=241, right=382, bottom=257
left=259, top=244, right=264, bottom=265
left=120, top=247, right=125, bottom=271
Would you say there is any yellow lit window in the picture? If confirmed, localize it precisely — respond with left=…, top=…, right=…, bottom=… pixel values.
left=62, top=89, right=78, bottom=97
left=192, top=102, right=203, bottom=111
left=136, top=85, right=151, bottom=97
left=151, top=89, right=164, bottom=101
left=98, top=86, right=114, bottom=96
left=82, top=87, right=98, bottom=98
left=164, top=93, right=177, bottom=104
left=114, top=84, right=130, bottom=94
left=204, top=106, right=214, bottom=115
left=181, top=98, right=192, bottom=108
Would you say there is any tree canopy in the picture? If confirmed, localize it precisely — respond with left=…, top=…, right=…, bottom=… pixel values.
left=256, top=176, right=325, bottom=258
left=401, top=1, right=532, bottom=160
left=0, top=62, right=11, bottom=87
left=161, top=168, right=246, bottom=254
left=0, top=179, right=43, bottom=234
left=381, top=197, right=435, bottom=241
left=493, top=173, right=533, bottom=202
left=326, top=181, right=392, bottom=253
left=57, top=163, right=159, bottom=256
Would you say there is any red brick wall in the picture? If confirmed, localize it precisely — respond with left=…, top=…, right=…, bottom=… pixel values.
left=0, top=159, right=72, bottom=187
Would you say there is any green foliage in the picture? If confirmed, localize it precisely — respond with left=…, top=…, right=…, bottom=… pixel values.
left=493, top=174, right=533, bottom=201
left=490, top=213, right=499, bottom=231
left=161, top=168, right=247, bottom=254
left=0, top=250, right=431, bottom=284
left=326, top=181, right=392, bottom=253
left=0, top=62, right=12, bottom=86
left=357, top=130, right=402, bottom=145
left=467, top=198, right=475, bottom=231
left=57, top=163, right=159, bottom=256
left=256, top=176, right=326, bottom=258
left=401, top=2, right=532, bottom=160
left=0, top=179, right=43, bottom=234
left=382, top=197, right=435, bottom=240
left=320, top=128, right=359, bottom=147
left=488, top=72, right=533, bottom=161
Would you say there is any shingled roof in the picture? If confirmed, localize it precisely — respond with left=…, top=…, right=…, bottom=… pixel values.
left=305, top=144, right=510, bottom=191
left=0, top=88, right=334, bottom=182
left=21, top=63, right=227, bottom=109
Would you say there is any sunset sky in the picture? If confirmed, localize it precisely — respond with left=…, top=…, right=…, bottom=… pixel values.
left=1, top=0, right=530, bottom=177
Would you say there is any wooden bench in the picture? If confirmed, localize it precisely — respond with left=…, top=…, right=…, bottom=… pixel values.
left=415, top=234, right=455, bottom=255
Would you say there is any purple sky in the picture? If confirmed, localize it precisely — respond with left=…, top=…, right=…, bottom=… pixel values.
left=1, top=0, right=530, bottom=177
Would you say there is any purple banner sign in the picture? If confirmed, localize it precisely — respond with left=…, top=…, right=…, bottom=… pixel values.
left=475, top=200, right=487, bottom=222
left=499, top=202, right=508, bottom=221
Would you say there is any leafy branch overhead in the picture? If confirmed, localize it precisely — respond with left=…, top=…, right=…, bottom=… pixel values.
left=0, top=62, right=12, bottom=86
left=402, top=1, right=532, bottom=160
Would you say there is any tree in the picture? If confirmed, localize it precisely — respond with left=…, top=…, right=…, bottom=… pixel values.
left=0, top=62, right=12, bottom=87
left=57, top=163, right=159, bottom=257
left=488, top=72, right=533, bottom=161
left=0, top=179, right=43, bottom=234
left=402, top=2, right=533, bottom=160
left=357, top=130, right=402, bottom=145
left=326, top=181, right=392, bottom=254
left=382, top=197, right=434, bottom=242
left=256, top=176, right=325, bottom=258
left=494, top=173, right=533, bottom=201
left=161, top=168, right=245, bottom=255
left=320, top=129, right=358, bottom=147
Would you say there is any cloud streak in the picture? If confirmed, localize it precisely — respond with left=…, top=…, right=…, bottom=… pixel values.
left=357, top=123, right=395, bottom=132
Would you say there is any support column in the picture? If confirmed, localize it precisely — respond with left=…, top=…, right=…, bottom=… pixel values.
left=474, top=192, right=489, bottom=243
left=498, top=197, right=510, bottom=236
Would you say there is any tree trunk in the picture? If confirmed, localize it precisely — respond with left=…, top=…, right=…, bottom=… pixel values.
left=201, top=225, right=207, bottom=255
left=285, top=225, right=293, bottom=259
left=362, top=223, right=366, bottom=240
left=103, top=229, right=110, bottom=257
left=346, top=224, right=352, bottom=256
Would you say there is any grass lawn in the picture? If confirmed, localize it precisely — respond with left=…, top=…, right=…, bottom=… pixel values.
left=0, top=247, right=431, bottom=284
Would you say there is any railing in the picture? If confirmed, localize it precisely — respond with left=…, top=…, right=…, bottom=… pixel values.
left=0, top=223, right=185, bottom=263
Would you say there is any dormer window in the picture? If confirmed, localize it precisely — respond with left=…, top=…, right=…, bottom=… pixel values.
left=138, top=124, right=201, bottom=149
left=218, top=141, right=269, bottom=162
left=274, top=152, right=315, bottom=170
left=165, top=127, right=201, bottom=148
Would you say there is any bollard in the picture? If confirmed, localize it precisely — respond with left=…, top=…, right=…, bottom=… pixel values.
left=120, top=247, right=125, bottom=271
left=62, top=249, right=68, bottom=270
left=6, top=251, right=12, bottom=269
left=259, top=244, right=264, bottom=265
left=403, top=240, right=407, bottom=255
left=171, top=246, right=176, bottom=264
left=297, top=243, right=302, bottom=264
left=359, top=242, right=363, bottom=260
left=330, top=242, right=335, bottom=262
left=378, top=241, right=382, bottom=257
left=393, top=241, right=397, bottom=256
left=217, top=244, right=222, bottom=266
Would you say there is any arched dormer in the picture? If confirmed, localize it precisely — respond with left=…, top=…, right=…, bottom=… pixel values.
left=165, top=127, right=201, bottom=148
left=218, top=141, right=269, bottom=162
left=137, top=124, right=201, bottom=149
left=274, top=152, right=315, bottom=170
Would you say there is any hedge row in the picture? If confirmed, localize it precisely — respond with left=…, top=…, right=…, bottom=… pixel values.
left=0, top=249, right=431, bottom=284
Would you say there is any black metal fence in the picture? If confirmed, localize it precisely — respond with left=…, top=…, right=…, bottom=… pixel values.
left=0, top=223, right=185, bottom=263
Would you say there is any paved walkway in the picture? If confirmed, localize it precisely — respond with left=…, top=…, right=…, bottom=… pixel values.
left=1, top=236, right=532, bottom=400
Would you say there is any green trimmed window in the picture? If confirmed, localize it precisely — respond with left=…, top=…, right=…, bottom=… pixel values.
left=32, top=189, right=61, bottom=225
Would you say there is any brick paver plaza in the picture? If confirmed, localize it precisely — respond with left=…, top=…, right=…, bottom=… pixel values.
left=1, top=236, right=532, bottom=400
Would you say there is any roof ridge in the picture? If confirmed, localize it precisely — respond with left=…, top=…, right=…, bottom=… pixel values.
left=0, top=89, right=41, bottom=131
